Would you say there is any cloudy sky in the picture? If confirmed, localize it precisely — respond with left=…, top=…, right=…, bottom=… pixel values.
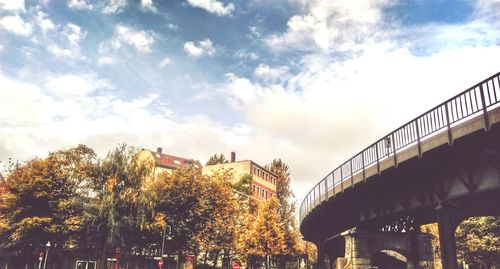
left=1, top=0, right=500, bottom=202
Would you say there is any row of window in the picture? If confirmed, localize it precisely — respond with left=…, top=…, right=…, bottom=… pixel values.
left=253, top=184, right=274, bottom=200
left=251, top=165, right=277, bottom=185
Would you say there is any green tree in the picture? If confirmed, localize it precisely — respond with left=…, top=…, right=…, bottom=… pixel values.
left=0, top=145, right=96, bottom=261
left=86, top=144, right=153, bottom=269
left=206, top=154, right=228, bottom=165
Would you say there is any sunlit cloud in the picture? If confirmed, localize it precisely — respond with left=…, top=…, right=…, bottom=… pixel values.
left=186, top=0, right=234, bottom=16
left=184, top=38, right=215, bottom=58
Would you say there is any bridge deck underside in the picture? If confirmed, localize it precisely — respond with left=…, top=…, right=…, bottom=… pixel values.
left=301, top=106, right=500, bottom=242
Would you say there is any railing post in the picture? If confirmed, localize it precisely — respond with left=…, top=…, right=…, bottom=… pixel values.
left=314, top=185, right=318, bottom=207
left=375, top=143, right=381, bottom=175
left=362, top=151, right=366, bottom=182
left=444, top=103, right=453, bottom=145
left=332, top=171, right=336, bottom=197
left=350, top=159, right=354, bottom=188
left=340, top=167, right=344, bottom=193
left=479, top=83, right=491, bottom=131
left=324, top=178, right=328, bottom=202
left=391, top=133, right=397, bottom=168
left=415, top=121, right=422, bottom=158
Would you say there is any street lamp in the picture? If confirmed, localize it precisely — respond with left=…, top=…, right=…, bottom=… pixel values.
left=160, top=225, right=172, bottom=268
left=43, top=241, right=51, bottom=269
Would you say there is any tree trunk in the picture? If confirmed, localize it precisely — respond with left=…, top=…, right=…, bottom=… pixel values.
left=279, top=255, right=285, bottom=269
left=99, top=245, right=107, bottom=269
left=212, top=252, right=219, bottom=269
left=203, top=251, right=208, bottom=265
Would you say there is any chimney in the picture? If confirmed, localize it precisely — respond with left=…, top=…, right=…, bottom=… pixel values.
left=157, top=147, right=162, bottom=154
left=230, top=151, right=236, bottom=162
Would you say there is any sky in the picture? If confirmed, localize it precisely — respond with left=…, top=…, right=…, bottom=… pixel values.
left=0, top=0, right=500, bottom=204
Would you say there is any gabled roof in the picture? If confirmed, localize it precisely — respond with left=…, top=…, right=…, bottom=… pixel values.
left=149, top=150, right=202, bottom=171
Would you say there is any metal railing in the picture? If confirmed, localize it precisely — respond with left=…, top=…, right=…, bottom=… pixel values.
left=299, top=72, right=500, bottom=224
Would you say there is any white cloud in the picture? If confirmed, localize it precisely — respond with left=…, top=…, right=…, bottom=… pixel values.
left=264, top=0, right=391, bottom=52
left=68, top=0, right=93, bottom=10
left=48, top=45, right=73, bottom=58
left=216, top=44, right=500, bottom=200
left=0, top=0, right=25, bottom=13
left=183, top=38, right=215, bottom=58
left=159, top=57, right=171, bottom=68
left=235, top=50, right=259, bottom=60
left=167, top=24, right=178, bottom=30
left=102, top=0, right=127, bottom=14
left=186, top=0, right=234, bottom=16
left=35, top=11, right=55, bottom=33
left=140, top=0, right=157, bottom=12
left=64, top=23, right=86, bottom=46
left=0, top=70, right=248, bottom=176
left=46, top=23, right=87, bottom=59
left=98, top=56, right=116, bottom=65
left=114, top=24, right=155, bottom=53
left=0, top=15, right=33, bottom=36
left=253, top=64, right=289, bottom=83
left=99, top=25, right=156, bottom=54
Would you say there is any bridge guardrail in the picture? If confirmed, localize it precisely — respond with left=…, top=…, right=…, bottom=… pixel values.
left=300, top=72, right=500, bottom=224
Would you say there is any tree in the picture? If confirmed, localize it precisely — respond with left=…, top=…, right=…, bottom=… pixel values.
left=456, top=216, right=500, bottom=268
left=206, top=154, right=228, bottom=165
left=86, top=144, right=154, bottom=269
left=195, top=171, right=243, bottom=266
left=149, top=167, right=243, bottom=261
left=266, top=159, right=301, bottom=257
left=0, top=145, right=96, bottom=261
left=241, top=197, right=286, bottom=269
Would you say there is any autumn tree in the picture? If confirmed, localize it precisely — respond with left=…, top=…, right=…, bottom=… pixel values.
left=456, top=216, right=500, bottom=268
left=195, top=171, right=243, bottom=266
left=266, top=159, right=301, bottom=258
left=149, top=167, right=243, bottom=264
left=241, top=197, right=286, bottom=269
left=0, top=145, right=96, bottom=262
left=86, top=144, right=154, bottom=269
left=206, top=154, right=229, bottom=165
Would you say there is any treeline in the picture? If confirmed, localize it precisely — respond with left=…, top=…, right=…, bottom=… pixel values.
left=0, top=145, right=315, bottom=269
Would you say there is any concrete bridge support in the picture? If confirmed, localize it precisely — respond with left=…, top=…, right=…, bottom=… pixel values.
left=335, top=230, right=434, bottom=269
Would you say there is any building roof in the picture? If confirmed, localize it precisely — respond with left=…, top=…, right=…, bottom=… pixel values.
left=149, top=150, right=202, bottom=171
left=204, top=159, right=278, bottom=178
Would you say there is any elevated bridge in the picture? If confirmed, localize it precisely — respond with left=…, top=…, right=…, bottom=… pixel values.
left=299, top=72, right=500, bottom=269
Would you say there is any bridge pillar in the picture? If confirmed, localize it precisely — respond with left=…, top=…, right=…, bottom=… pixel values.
left=317, top=241, right=328, bottom=269
left=339, top=230, right=434, bottom=269
left=342, top=230, right=373, bottom=269
left=436, top=205, right=458, bottom=269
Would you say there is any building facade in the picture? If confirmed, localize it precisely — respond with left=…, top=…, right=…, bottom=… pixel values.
left=202, top=153, right=278, bottom=201
left=137, top=147, right=202, bottom=186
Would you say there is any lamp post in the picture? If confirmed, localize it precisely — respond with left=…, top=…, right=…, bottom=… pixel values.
left=160, top=225, right=172, bottom=268
left=42, top=241, right=51, bottom=269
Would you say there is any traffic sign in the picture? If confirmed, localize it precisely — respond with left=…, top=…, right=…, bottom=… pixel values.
left=232, top=263, right=240, bottom=269
left=158, top=259, right=164, bottom=268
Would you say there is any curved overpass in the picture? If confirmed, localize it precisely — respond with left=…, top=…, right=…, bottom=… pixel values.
left=299, top=72, right=500, bottom=269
